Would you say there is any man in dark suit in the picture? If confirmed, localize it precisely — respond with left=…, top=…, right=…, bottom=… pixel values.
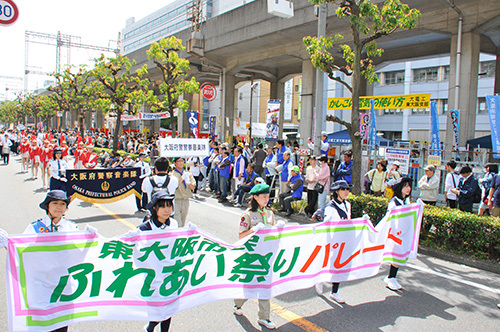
left=451, top=165, right=478, bottom=213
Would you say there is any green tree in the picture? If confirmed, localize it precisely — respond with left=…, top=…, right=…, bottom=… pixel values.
left=0, top=101, right=19, bottom=124
left=92, top=54, right=152, bottom=152
left=140, top=36, right=199, bottom=137
left=303, top=0, right=420, bottom=194
left=50, top=66, right=105, bottom=137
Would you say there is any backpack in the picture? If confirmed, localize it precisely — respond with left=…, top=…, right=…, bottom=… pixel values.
left=149, top=175, right=171, bottom=194
left=473, top=178, right=482, bottom=204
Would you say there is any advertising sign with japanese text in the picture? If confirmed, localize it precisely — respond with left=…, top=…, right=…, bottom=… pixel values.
left=6, top=203, right=423, bottom=331
left=385, top=148, right=410, bottom=175
left=66, top=167, right=142, bottom=204
left=486, top=95, right=500, bottom=158
left=159, top=138, right=209, bottom=158
left=266, top=100, right=280, bottom=141
left=328, top=94, right=431, bottom=110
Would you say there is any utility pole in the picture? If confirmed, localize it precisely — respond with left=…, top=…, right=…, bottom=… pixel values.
left=314, top=4, right=327, bottom=155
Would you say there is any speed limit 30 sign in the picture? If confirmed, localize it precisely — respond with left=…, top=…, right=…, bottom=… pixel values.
left=0, top=0, right=19, bottom=26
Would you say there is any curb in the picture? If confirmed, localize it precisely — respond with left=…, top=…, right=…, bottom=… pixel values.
left=197, top=190, right=500, bottom=274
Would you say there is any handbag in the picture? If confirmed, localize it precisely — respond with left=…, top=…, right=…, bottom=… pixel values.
left=314, top=182, right=324, bottom=194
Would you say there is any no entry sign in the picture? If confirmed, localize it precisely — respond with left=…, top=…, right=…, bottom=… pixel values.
left=0, top=0, right=19, bottom=26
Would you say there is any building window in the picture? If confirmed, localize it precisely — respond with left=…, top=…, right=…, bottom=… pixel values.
left=478, top=97, right=488, bottom=114
left=413, top=67, right=439, bottom=83
left=384, top=71, right=404, bottom=85
left=479, top=61, right=495, bottom=78
left=442, top=99, right=448, bottom=115
left=443, top=66, right=450, bottom=81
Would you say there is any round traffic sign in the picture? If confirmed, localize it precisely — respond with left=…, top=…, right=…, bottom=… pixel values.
left=0, top=0, right=19, bottom=26
left=201, top=83, right=217, bottom=101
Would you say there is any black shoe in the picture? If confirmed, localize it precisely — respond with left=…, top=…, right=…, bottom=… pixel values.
left=285, top=209, right=293, bottom=217
left=278, top=208, right=286, bottom=212
left=218, top=198, right=228, bottom=203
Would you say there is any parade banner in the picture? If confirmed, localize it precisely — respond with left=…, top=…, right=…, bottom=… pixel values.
left=429, top=101, right=441, bottom=157
left=486, top=95, right=500, bottom=158
left=159, top=137, right=209, bottom=158
left=367, top=100, right=377, bottom=147
left=121, top=111, right=171, bottom=122
left=186, top=111, right=200, bottom=138
left=209, top=116, right=216, bottom=140
left=6, top=203, right=423, bottom=331
left=360, top=113, right=370, bottom=140
left=266, top=100, right=280, bottom=141
left=66, top=167, right=142, bottom=204
left=328, top=93, right=431, bottom=110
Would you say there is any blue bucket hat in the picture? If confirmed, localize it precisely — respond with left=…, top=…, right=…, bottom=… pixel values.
left=39, top=190, right=70, bottom=211
left=146, top=191, right=175, bottom=212
left=330, top=180, right=352, bottom=192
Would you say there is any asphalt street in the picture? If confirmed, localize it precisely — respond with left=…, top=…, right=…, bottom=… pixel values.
left=0, top=155, right=499, bottom=332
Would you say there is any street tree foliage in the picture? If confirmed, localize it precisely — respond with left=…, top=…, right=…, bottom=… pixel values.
left=303, top=0, right=420, bottom=194
left=140, top=36, right=199, bottom=137
left=0, top=101, right=19, bottom=124
left=92, top=54, right=153, bottom=152
left=49, top=65, right=104, bottom=137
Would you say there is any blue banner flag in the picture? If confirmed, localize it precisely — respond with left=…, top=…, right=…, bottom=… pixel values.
left=486, top=95, right=500, bottom=158
left=430, top=101, right=441, bottom=156
left=209, top=115, right=216, bottom=140
left=367, top=100, right=377, bottom=147
left=186, top=111, right=199, bottom=138
left=66, top=167, right=142, bottom=204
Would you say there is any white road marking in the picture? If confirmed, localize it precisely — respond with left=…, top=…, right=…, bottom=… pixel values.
left=407, top=263, right=500, bottom=294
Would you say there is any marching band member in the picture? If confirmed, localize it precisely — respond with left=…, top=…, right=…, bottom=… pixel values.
left=29, top=139, right=41, bottom=180
left=41, top=139, right=53, bottom=188
left=135, top=152, right=152, bottom=212
left=83, top=144, right=98, bottom=169
left=19, top=137, right=30, bottom=173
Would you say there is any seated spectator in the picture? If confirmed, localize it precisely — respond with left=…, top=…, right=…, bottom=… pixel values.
left=278, top=166, right=304, bottom=216
left=120, top=154, right=135, bottom=168
left=232, top=163, right=259, bottom=207
left=98, top=149, right=109, bottom=165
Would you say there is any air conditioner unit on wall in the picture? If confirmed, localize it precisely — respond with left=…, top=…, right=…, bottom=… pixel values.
left=268, top=0, right=294, bottom=19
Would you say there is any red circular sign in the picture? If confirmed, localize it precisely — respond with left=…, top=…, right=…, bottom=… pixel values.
left=201, top=83, right=217, bottom=101
left=0, top=0, right=19, bottom=25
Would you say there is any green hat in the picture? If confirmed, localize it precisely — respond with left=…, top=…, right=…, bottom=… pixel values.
left=291, top=165, right=300, bottom=172
left=249, top=183, right=270, bottom=195
left=172, top=157, right=185, bottom=162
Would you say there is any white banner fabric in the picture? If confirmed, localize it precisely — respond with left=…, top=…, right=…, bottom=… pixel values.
left=6, top=203, right=423, bottom=331
left=159, top=138, right=209, bottom=157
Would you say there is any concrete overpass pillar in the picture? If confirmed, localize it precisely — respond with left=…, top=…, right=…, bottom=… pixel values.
left=270, top=80, right=278, bottom=100
left=222, top=73, right=236, bottom=142
left=446, top=32, right=480, bottom=150
left=299, top=60, right=314, bottom=148
left=276, top=81, right=285, bottom=140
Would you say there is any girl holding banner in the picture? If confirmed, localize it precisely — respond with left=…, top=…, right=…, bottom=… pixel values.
left=385, top=177, right=413, bottom=291
left=233, top=183, right=285, bottom=330
left=138, top=191, right=178, bottom=332
left=314, top=180, right=352, bottom=304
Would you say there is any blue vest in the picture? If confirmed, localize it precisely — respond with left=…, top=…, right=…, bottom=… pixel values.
left=281, top=159, right=292, bottom=182
left=320, top=138, right=329, bottom=155
left=203, top=147, right=213, bottom=167
left=339, top=160, right=353, bottom=184
left=290, top=173, right=304, bottom=199
left=248, top=171, right=258, bottom=187
left=276, top=146, right=286, bottom=165
left=219, top=157, right=231, bottom=178
left=264, top=154, right=274, bottom=175
left=234, top=155, right=244, bottom=177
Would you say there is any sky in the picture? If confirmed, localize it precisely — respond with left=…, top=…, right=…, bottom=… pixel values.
left=0, top=0, right=171, bottom=99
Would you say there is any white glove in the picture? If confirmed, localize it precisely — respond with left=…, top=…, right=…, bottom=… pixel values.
left=139, top=174, right=146, bottom=179
left=85, top=224, right=98, bottom=235
left=252, top=222, right=266, bottom=233
left=182, top=172, right=190, bottom=183
left=0, top=229, right=8, bottom=248
left=276, top=220, right=286, bottom=228
left=186, top=222, right=198, bottom=230
left=60, top=177, right=68, bottom=182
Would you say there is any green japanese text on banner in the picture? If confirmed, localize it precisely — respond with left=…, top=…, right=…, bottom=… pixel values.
left=6, top=203, right=423, bottom=331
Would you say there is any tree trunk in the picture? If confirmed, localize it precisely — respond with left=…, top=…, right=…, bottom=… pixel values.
left=171, top=113, right=177, bottom=138
left=113, top=109, right=122, bottom=152
left=350, top=38, right=363, bottom=195
left=79, top=113, right=85, bottom=140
